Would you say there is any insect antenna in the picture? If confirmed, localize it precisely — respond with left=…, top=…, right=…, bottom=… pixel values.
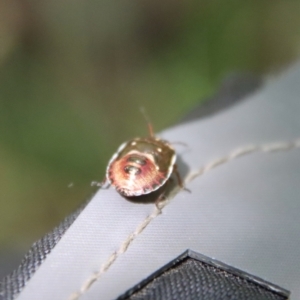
left=170, top=141, right=188, bottom=147
left=140, top=107, right=155, bottom=138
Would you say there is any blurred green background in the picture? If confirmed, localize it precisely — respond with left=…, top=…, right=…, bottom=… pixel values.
left=0, top=0, right=300, bottom=273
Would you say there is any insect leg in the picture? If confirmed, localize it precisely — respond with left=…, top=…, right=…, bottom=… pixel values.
left=170, top=141, right=188, bottom=147
left=173, top=164, right=183, bottom=188
left=155, top=192, right=167, bottom=211
left=91, top=177, right=110, bottom=189
left=173, top=164, right=191, bottom=193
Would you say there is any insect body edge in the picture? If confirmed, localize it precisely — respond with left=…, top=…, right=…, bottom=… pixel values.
left=106, top=137, right=176, bottom=197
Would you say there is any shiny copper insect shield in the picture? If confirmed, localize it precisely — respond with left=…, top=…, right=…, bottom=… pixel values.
left=106, top=138, right=176, bottom=197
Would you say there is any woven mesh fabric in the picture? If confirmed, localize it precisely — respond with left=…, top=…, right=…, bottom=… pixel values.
left=0, top=201, right=88, bottom=300
left=126, top=258, right=287, bottom=300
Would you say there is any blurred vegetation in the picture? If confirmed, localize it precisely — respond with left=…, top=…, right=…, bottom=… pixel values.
left=0, top=0, right=300, bottom=268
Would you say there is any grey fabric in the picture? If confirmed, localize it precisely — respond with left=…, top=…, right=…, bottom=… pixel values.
left=14, top=64, right=300, bottom=300
left=0, top=73, right=259, bottom=300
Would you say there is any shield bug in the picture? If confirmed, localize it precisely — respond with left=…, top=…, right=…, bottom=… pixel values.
left=105, top=113, right=183, bottom=197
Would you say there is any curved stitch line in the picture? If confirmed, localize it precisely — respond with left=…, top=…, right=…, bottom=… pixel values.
left=185, top=140, right=300, bottom=183
left=68, top=138, right=300, bottom=300
left=68, top=204, right=166, bottom=300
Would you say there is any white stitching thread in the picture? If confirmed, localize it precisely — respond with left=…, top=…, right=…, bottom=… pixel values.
left=68, top=138, right=300, bottom=299
left=185, top=140, right=300, bottom=183
left=68, top=202, right=167, bottom=300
